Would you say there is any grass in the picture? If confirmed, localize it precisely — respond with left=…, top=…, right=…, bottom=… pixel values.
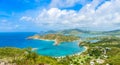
left=0, top=47, right=63, bottom=65
left=0, top=35, right=120, bottom=65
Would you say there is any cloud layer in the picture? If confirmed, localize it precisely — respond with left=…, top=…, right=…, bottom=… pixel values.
left=21, top=0, right=120, bottom=31
left=49, top=0, right=92, bottom=8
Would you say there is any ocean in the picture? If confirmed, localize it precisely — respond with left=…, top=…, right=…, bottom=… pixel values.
left=0, top=32, right=85, bottom=57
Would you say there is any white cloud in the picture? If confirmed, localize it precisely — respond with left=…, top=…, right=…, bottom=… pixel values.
left=49, top=0, right=92, bottom=8
left=20, top=0, right=120, bottom=31
left=0, top=20, right=19, bottom=31
left=0, top=19, right=7, bottom=22
left=14, top=25, right=19, bottom=28
left=93, top=0, right=120, bottom=26
left=20, top=16, right=33, bottom=21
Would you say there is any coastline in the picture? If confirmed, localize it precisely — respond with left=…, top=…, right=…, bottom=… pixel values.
left=38, top=39, right=88, bottom=58
left=54, top=46, right=88, bottom=58
left=29, top=38, right=88, bottom=58
left=27, top=36, right=55, bottom=41
left=39, top=39, right=55, bottom=41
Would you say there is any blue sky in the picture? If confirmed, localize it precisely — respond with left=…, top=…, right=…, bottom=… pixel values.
left=0, top=0, right=120, bottom=32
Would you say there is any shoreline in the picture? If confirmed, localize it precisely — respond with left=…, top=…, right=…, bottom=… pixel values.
left=30, top=38, right=88, bottom=58
left=39, top=39, right=55, bottom=41
left=54, top=46, right=88, bottom=58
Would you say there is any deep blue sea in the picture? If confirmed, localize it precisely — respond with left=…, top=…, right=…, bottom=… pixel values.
left=0, top=32, right=85, bottom=57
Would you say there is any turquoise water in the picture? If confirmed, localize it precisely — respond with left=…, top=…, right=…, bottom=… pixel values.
left=0, top=32, right=85, bottom=57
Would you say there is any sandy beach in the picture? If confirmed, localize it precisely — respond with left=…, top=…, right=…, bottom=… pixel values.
left=39, top=39, right=55, bottom=41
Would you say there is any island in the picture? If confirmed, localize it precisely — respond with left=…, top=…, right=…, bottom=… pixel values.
left=0, top=35, right=120, bottom=65
left=27, top=34, right=80, bottom=45
left=55, top=35, right=120, bottom=65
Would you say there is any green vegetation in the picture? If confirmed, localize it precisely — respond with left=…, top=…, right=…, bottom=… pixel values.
left=27, top=34, right=79, bottom=45
left=0, top=35, right=120, bottom=65
left=0, top=47, right=63, bottom=65
left=44, top=29, right=120, bottom=35
left=80, top=36, right=120, bottom=65
left=54, top=36, right=120, bottom=65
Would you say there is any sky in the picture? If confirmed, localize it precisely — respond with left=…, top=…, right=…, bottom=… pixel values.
left=0, top=0, right=120, bottom=32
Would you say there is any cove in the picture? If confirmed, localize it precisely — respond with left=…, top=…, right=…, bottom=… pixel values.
left=0, top=32, right=85, bottom=57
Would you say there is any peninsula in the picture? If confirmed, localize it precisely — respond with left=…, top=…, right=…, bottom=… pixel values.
left=27, top=34, right=80, bottom=45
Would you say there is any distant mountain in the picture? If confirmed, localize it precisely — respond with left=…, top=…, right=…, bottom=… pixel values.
left=45, top=30, right=57, bottom=34
left=106, top=29, right=120, bottom=33
left=103, top=29, right=120, bottom=35
left=42, top=29, right=91, bottom=35
left=56, top=29, right=90, bottom=35
left=39, top=29, right=120, bottom=35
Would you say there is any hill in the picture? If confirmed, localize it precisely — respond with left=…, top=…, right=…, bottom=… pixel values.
left=39, top=29, right=120, bottom=35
